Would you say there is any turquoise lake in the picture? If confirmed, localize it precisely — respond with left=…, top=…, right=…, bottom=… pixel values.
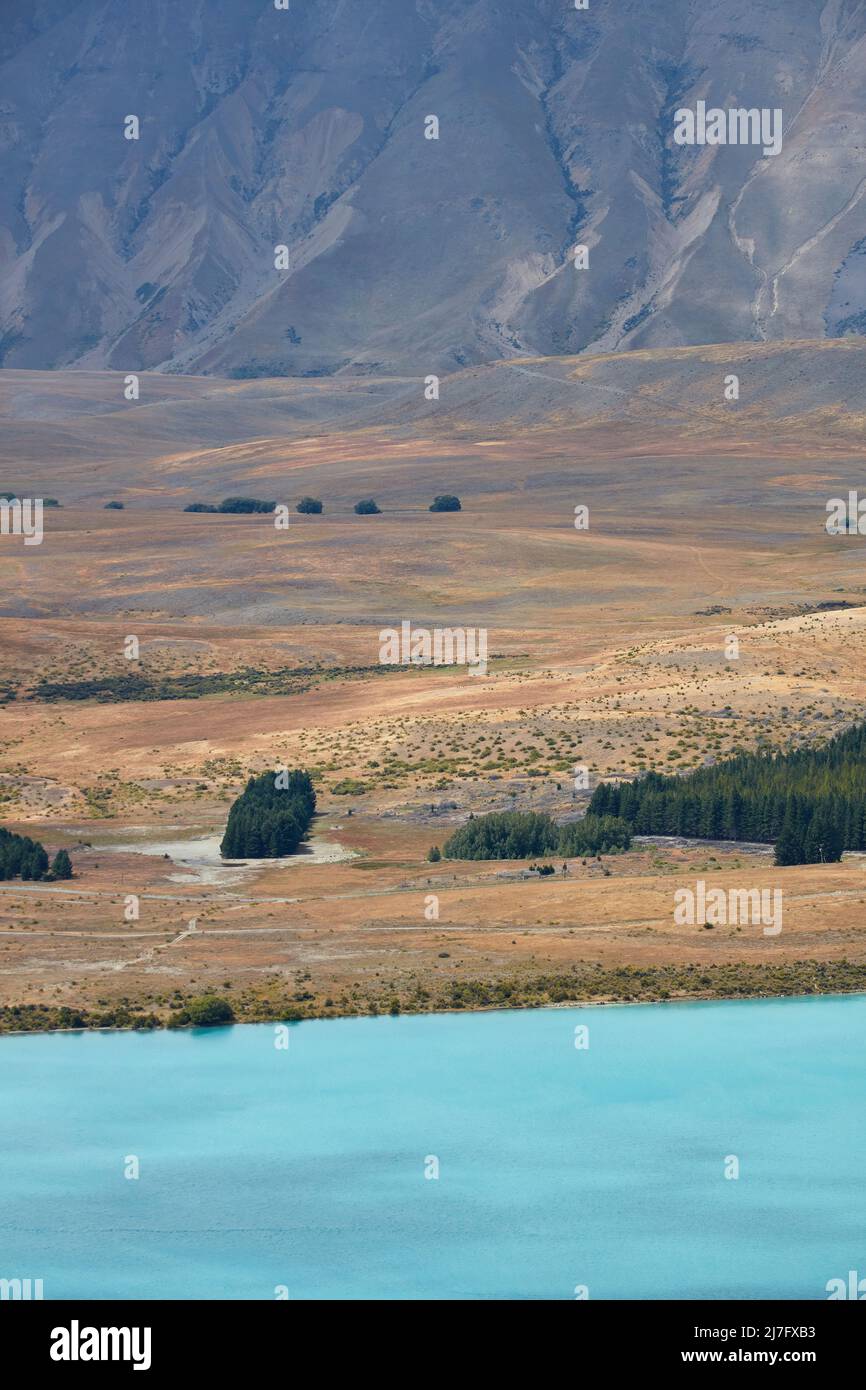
left=1, top=995, right=864, bottom=1300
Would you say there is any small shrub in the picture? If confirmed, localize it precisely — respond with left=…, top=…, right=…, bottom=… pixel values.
left=331, top=778, right=367, bottom=796
left=184, top=996, right=235, bottom=1027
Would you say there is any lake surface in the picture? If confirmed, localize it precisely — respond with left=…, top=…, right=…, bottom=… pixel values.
left=1, top=995, right=864, bottom=1300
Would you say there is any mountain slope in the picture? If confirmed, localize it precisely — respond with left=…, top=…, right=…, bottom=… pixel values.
left=2, top=0, right=866, bottom=376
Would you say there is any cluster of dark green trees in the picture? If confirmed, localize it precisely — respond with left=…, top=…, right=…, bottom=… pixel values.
left=220, top=770, right=316, bottom=859
left=440, top=810, right=632, bottom=860
left=0, top=491, right=59, bottom=505
left=183, top=495, right=462, bottom=515
left=0, top=828, right=72, bottom=881
left=558, top=816, right=633, bottom=855
left=589, top=720, right=866, bottom=865
left=774, top=812, right=844, bottom=867
left=185, top=497, right=276, bottom=513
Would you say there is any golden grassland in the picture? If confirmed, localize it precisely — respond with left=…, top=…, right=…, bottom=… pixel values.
left=1, top=352, right=865, bottom=1025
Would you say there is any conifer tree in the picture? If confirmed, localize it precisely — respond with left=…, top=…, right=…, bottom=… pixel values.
left=51, top=849, right=73, bottom=879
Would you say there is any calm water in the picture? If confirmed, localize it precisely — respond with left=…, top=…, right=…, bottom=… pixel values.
left=1, top=995, right=864, bottom=1300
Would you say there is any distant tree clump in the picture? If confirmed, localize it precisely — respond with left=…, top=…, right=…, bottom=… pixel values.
left=354, top=499, right=381, bottom=514
left=429, top=495, right=461, bottom=512
left=589, top=720, right=866, bottom=865
left=220, top=769, right=316, bottom=859
left=444, top=811, right=559, bottom=860
left=104, top=501, right=124, bottom=510
left=296, top=497, right=323, bottom=514
left=442, top=811, right=632, bottom=861
left=557, top=815, right=633, bottom=856
left=1, top=491, right=60, bottom=506
left=184, top=497, right=276, bottom=514
left=217, top=497, right=276, bottom=514
left=0, top=827, right=54, bottom=881
left=427, top=845, right=441, bottom=862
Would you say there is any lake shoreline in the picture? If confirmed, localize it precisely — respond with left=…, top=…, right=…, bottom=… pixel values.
left=4, top=968, right=866, bottom=1036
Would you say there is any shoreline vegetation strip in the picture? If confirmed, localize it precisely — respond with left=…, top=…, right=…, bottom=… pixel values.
left=3, top=961, right=866, bottom=1034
